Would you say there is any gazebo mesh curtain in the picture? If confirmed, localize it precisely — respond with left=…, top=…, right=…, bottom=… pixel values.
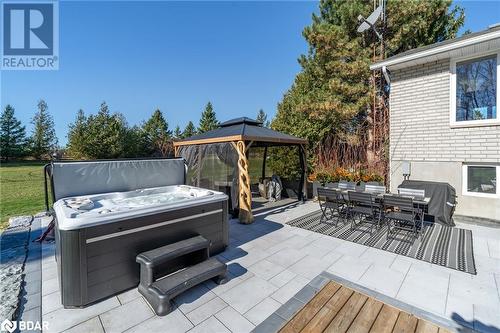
left=177, top=143, right=239, bottom=210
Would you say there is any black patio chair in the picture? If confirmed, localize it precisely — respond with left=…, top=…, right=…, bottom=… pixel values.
left=383, top=194, right=420, bottom=240
left=317, top=187, right=347, bottom=226
left=347, top=191, right=381, bottom=233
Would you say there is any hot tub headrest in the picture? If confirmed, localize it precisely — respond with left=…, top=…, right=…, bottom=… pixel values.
left=51, top=158, right=187, bottom=201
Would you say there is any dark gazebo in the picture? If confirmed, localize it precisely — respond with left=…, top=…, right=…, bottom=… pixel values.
left=173, top=117, right=308, bottom=224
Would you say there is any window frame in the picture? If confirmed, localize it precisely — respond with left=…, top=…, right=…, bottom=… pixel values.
left=462, top=164, right=499, bottom=198
left=450, top=52, right=500, bottom=128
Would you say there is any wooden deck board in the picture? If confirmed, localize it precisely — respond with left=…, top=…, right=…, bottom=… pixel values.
left=323, top=292, right=367, bottom=333
left=280, top=282, right=341, bottom=333
left=300, top=286, right=354, bottom=333
left=369, top=305, right=400, bottom=333
left=415, top=320, right=439, bottom=333
left=437, top=328, right=453, bottom=333
left=281, top=281, right=451, bottom=333
left=392, top=312, right=418, bottom=333
left=346, top=298, right=384, bottom=333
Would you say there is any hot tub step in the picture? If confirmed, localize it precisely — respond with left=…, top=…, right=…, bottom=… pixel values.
left=136, top=235, right=210, bottom=269
left=140, top=257, right=227, bottom=316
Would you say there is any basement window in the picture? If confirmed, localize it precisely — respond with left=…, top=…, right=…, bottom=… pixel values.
left=451, top=53, right=500, bottom=127
left=462, top=165, right=499, bottom=197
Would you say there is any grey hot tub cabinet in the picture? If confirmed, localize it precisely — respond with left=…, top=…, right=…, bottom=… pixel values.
left=55, top=200, right=228, bottom=307
left=49, top=158, right=229, bottom=308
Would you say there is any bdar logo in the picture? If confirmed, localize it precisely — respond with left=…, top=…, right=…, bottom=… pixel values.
left=1, top=319, right=17, bottom=333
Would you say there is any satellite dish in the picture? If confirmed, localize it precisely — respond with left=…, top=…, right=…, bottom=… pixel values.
left=357, top=5, right=383, bottom=33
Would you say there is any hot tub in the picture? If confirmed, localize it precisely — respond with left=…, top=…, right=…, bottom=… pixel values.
left=54, top=185, right=224, bottom=230
left=49, top=159, right=229, bottom=308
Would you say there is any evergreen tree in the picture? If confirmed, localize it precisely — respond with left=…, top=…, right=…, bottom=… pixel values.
left=272, top=0, right=464, bottom=174
left=182, top=121, right=196, bottom=138
left=143, top=109, right=170, bottom=142
left=256, top=109, right=270, bottom=127
left=0, top=105, right=27, bottom=161
left=66, top=109, right=87, bottom=159
left=124, top=125, right=147, bottom=158
left=173, top=125, right=182, bottom=139
left=83, top=102, right=128, bottom=159
left=198, top=102, right=219, bottom=133
left=142, top=109, right=171, bottom=156
left=142, top=110, right=172, bottom=155
left=30, top=100, right=57, bottom=160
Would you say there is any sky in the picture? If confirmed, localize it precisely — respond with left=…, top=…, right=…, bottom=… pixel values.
left=1, top=0, right=499, bottom=146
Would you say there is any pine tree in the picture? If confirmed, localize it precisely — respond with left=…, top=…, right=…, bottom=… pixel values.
left=124, top=125, right=147, bottom=158
left=66, top=109, right=87, bottom=159
left=0, top=105, right=27, bottom=161
left=30, top=100, right=57, bottom=160
left=256, top=109, right=270, bottom=127
left=143, top=109, right=170, bottom=142
left=198, top=102, right=219, bottom=133
left=84, top=102, right=128, bottom=159
left=182, top=121, right=196, bottom=138
left=142, top=109, right=171, bottom=156
left=272, top=0, right=464, bottom=173
left=173, top=125, right=182, bottom=139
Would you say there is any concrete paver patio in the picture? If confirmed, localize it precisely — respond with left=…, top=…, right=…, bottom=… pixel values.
left=38, top=201, right=500, bottom=333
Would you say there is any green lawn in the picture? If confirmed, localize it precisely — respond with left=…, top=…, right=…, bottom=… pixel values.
left=0, top=161, right=47, bottom=230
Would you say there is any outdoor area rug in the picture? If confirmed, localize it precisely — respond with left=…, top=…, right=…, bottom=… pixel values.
left=287, top=210, right=476, bottom=274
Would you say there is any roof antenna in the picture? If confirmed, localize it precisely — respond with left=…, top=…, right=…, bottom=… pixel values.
left=357, top=3, right=383, bottom=41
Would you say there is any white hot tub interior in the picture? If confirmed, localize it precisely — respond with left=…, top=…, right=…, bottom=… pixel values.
left=60, top=185, right=215, bottom=218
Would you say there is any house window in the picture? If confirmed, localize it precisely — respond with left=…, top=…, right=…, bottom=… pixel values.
left=463, top=165, right=499, bottom=197
left=451, top=53, right=499, bottom=127
left=456, top=56, right=497, bottom=121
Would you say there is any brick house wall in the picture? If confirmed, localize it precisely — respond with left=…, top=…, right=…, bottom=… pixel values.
left=389, top=58, right=500, bottom=221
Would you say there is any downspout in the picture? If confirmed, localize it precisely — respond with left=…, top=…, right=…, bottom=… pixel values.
left=381, top=65, right=391, bottom=190
left=382, top=65, right=390, bottom=85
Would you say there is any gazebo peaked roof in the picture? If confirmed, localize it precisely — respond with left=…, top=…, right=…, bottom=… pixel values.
left=173, top=117, right=307, bottom=146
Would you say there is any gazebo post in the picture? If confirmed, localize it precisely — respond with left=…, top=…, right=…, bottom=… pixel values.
left=298, top=145, right=305, bottom=200
left=196, top=145, right=202, bottom=187
left=235, top=140, right=254, bottom=224
left=261, top=146, right=268, bottom=182
left=300, top=144, right=308, bottom=200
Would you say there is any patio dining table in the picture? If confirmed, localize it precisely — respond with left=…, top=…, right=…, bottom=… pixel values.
left=324, top=186, right=430, bottom=205
left=321, top=186, right=431, bottom=231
